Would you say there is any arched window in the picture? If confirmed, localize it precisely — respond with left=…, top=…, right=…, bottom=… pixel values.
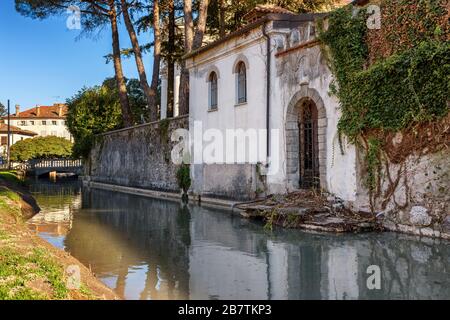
left=209, top=72, right=218, bottom=110
left=236, top=62, right=247, bottom=104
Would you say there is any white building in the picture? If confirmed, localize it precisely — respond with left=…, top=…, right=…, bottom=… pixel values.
left=0, top=123, right=37, bottom=157
left=184, top=5, right=358, bottom=203
left=3, top=104, right=72, bottom=141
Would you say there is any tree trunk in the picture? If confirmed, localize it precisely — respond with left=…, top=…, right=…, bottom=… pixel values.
left=193, top=0, right=210, bottom=49
left=150, top=0, right=161, bottom=122
left=178, top=0, right=195, bottom=116
left=219, top=0, right=225, bottom=38
left=120, top=0, right=156, bottom=122
left=167, top=0, right=175, bottom=118
left=178, top=0, right=210, bottom=116
left=183, top=0, right=194, bottom=53
left=108, top=0, right=133, bottom=127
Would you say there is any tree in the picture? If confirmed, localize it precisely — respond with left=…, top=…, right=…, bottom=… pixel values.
left=0, top=102, right=7, bottom=117
left=66, top=83, right=123, bottom=158
left=120, top=0, right=159, bottom=121
left=132, top=0, right=162, bottom=121
left=150, top=0, right=162, bottom=121
left=15, top=0, right=135, bottom=126
left=178, top=0, right=210, bottom=116
left=10, top=136, right=73, bottom=161
left=66, top=78, right=146, bottom=158
left=207, top=0, right=347, bottom=38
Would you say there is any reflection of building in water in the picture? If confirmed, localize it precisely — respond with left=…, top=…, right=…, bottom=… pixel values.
left=64, top=189, right=191, bottom=300
left=321, top=246, right=359, bottom=300
left=53, top=187, right=449, bottom=300
left=27, top=180, right=81, bottom=237
left=188, top=208, right=328, bottom=300
left=187, top=206, right=449, bottom=300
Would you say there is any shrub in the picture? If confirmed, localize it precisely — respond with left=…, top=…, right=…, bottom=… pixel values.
left=10, top=136, right=72, bottom=161
left=176, top=164, right=191, bottom=194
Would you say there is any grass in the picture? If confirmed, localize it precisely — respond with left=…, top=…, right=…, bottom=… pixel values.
left=0, top=186, right=22, bottom=219
left=0, top=172, right=69, bottom=300
left=0, top=229, right=9, bottom=240
left=0, top=171, right=24, bottom=186
left=0, top=247, right=68, bottom=300
left=0, top=170, right=112, bottom=300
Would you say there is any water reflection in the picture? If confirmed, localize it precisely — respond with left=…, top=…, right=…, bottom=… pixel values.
left=28, top=181, right=450, bottom=300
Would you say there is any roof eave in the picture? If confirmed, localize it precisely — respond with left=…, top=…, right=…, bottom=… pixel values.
left=183, top=13, right=325, bottom=60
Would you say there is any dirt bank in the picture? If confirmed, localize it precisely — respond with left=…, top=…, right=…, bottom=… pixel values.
left=0, top=171, right=120, bottom=300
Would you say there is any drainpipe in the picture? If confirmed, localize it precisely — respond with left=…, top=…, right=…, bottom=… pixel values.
left=262, top=21, right=271, bottom=162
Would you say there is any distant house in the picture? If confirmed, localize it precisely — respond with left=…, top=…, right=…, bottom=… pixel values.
left=1, top=103, right=72, bottom=141
left=0, top=123, right=37, bottom=157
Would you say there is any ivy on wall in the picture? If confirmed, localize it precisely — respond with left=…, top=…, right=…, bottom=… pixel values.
left=319, top=0, right=449, bottom=204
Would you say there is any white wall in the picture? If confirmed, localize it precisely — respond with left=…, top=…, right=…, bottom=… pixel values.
left=270, top=41, right=358, bottom=201
left=10, top=119, right=72, bottom=141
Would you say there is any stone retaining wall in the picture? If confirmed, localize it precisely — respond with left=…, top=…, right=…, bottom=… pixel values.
left=86, top=116, right=188, bottom=192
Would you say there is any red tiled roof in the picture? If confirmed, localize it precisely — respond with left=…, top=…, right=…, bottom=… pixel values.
left=243, top=4, right=295, bottom=22
left=251, top=4, right=295, bottom=15
left=0, top=123, right=38, bottom=136
left=9, top=104, right=67, bottom=119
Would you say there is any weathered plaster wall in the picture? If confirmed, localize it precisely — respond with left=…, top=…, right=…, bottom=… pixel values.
left=87, top=116, right=189, bottom=192
left=270, top=32, right=357, bottom=201
left=201, top=164, right=260, bottom=200
left=187, top=27, right=268, bottom=200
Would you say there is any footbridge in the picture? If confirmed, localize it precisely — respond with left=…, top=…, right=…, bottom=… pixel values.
left=22, top=159, right=83, bottom=177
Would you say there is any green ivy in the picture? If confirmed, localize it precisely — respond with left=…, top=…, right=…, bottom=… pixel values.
left=319, top=3, right=449, bottom=190
left=176, top=164, right=191, bottom=194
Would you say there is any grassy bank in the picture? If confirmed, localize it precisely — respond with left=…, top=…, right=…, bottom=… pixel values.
left=0, top=171, right=119, bottom=300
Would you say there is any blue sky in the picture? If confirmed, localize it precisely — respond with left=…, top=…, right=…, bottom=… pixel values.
left=0, top=1, right=152, bottom=111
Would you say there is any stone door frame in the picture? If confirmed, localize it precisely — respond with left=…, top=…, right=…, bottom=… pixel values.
left=285, top=86, right=327, bottom=190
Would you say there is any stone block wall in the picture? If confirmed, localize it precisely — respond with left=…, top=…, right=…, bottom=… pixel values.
left=86, top=115, right=188, bottom=192
left=354, top=149, right=450, bottom=239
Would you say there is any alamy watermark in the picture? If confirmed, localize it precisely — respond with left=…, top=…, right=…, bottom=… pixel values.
left=171, top=121, right=281, bottom=176
left=353, top=4, right=382, bottom=30
left=66, top=264, right=81, bottom=290
left=66, top=5, right=81, bottom=30
left=366, top=265, right=381, bottom=290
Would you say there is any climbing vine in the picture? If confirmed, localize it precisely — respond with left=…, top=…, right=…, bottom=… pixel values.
left=319, top=1, right=449, bottom=209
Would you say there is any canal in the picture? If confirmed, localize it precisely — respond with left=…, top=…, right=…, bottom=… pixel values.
left=27, top=179, right=449, bottom=300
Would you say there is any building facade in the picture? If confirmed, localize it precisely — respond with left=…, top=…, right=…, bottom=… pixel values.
left=0, top=123, right=37, bottom=158
left=3, top=104, right=72, bottom=141
left=185, top=7, right=358, bottom=202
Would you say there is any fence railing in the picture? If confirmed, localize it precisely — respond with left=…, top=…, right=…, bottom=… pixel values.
left=28, top=158, right=83, bottom=170
left=0, top=159, right=83, bottom=171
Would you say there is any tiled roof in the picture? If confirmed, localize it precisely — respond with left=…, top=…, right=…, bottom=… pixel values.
left=9, top=104, right=67, bottom=119
left=0, top=123, right=38, bottom=136
left=251, top=4, right=295, bottom=15
left=243, top=4, right=295, bottom=23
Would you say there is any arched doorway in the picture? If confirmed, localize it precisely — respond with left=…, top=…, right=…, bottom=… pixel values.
left=298, top=99, right=319, bottom=188
left=285, top=87, right=327, bottom=190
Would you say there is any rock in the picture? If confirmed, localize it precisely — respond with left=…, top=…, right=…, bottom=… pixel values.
left=278, top=207, right=307, bottom=216
left=392, top=132, right=403, bottom=146
left=332, top=203, right=344, bottom=211
left=335, top=197, right=344, bottom=204
left=420, top=227, right=437, bottom=238
left=442, top=216, right=450, bottom=233
left=409, top=206, right=432, bottom=227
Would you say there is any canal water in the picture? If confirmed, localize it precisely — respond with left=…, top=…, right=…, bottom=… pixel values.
left=27, top=179, right=449, bottom=300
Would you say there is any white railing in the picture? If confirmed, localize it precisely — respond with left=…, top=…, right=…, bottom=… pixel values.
left=28, top=158, right=83, bottom=170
